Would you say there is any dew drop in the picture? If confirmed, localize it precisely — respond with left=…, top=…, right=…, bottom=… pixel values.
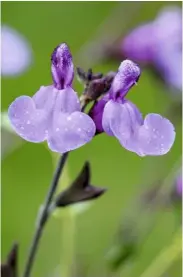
left=27, top=120, right=30, bottom=124
left=78, top=128, right=81, bottom=132
left=25, top=111, right=29, bottom=114
left=20, top=126, right=24, bottom=130
left=56, top=128, right=60, bottom=132
left=67, top=116, right=71, bottom=121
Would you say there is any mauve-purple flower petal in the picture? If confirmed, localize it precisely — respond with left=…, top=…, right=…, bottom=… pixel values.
left=154, top=6, right=182, bottom=45
left=137, top=114, right=176, bottom=156
left=103, top=100, right=143, bottom=149
left=153, top=7, right=182, bottom=91
left=89, top=94, right=110, bottom=133
left=103, top=100, right=175, bottom=156
left=51, top=43, right=74, bottom=89
left=32, top=85, right=57, bottom=109
left=155, top=46, right=182, bottom=91
left=48, top=111, right=96, bottom=153
left=53, top=87, right=81, bottom=113
left=122, top=23, right=155, bottom=63
left=8, top=95, right=49, bottom=142
left=111, top=60, right=141, bottom=99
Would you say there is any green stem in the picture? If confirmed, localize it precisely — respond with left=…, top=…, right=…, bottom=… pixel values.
left=53, top=154, right=75, bottom=277
left=139, top=228, right=182, bottom=277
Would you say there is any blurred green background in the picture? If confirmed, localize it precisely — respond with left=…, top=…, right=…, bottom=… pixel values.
left=1, top=1, right=182, bottom=277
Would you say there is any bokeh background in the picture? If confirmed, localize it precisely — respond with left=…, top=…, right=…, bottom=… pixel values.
left=1, top=1, right=182, bottom=277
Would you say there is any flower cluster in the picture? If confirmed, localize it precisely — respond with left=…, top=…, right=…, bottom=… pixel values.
left=8, top=43, right=175, bottom=156
left=121, top=6, right=182, bottom=91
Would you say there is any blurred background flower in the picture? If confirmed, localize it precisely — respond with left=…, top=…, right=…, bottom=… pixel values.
left=1, top=24, right=33, bottom=159
left=122, top=6, right=182, bottom=93
left=1, top=25, right=33, bottom=77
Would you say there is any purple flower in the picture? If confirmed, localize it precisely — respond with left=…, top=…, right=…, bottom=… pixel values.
left=176, top=174, right=182, bottom=196
left=121, top=6, right=182, bottom=91
left=1, top=25, right=33, bottom=76
left=90, top=60, right=175, bottom=157
left=8, top=43, right=96, bottom=153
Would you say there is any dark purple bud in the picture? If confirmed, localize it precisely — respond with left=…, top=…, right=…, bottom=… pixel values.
left=77, top=68, right=115, bottom=107
left=85, top=78, right=110, bottom=101
left=53, top=161, right=106, bottom=207
left=76, top=67, right=87, bottom=83
left=76, top=67, right=103, bottom=87
left=1, top=243, right=18, bottom=277
left=51, top=43, right=74, bottom=89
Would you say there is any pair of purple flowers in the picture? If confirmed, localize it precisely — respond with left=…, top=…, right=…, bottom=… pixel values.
left=8, top=43, right=175, bottom=156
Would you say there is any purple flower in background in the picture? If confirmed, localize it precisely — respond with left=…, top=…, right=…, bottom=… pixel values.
left=121, top=6, right=182, bottom=91
left=8, top=43, right=96, bottom=153
left=90, top=60, right=175, bottom=157
left=1, top=25, right=33, bottom=76
left=176, top=174, right=182, bottom=196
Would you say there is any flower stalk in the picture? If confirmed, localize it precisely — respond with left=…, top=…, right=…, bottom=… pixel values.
left=22, top=152, right=69, bottom=277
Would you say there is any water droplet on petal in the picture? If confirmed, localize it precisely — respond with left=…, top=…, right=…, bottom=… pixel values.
left=27, top=120, right=30, bottom=124
left=25, top=111, right=29, bottom=114
left=56, top=127, right=60, bottom=132
left=78, top=128, right=81, bottom=132
left=67, top=116, right=71, bottom=121
left=20, top=126, right=24, bottom=130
